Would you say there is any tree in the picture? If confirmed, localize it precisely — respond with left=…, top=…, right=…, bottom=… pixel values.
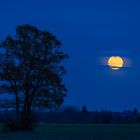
left=93, top=111, right=100, bottom=124
left=132, top=108, right=140, bottom=123
left=132, top=108, right=138, bottom=116
left=81, top=105, right=88, bottom=116
left=0, top=24, right=68, bottom=116
left=100, top=110, right=113, bottom=124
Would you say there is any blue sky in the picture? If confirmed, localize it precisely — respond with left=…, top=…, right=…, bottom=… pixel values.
left=0, top=0, right=140, bottom=111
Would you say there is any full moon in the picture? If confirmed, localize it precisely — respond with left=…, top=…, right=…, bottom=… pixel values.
left=108, top=56, right=123, bottom=70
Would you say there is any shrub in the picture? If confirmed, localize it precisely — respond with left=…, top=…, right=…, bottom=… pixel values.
left=2, top=112, right=37, bottom=132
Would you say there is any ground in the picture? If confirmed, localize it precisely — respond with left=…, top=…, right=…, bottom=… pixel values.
left=0, top=124, right=140, bottom=140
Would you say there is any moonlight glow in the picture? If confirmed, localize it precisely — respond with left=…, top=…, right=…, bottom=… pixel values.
left=108, top=56, right=123, bottom=70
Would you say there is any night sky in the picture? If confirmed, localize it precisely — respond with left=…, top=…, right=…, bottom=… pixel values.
left=0, top=0, right=140, bottom=111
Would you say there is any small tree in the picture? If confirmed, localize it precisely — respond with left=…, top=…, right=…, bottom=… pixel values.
left=0, top=25, right=68, bottom=130
left=93, top=111, right=100, bottom=124
left=81, top=106, right=88, bottom=116
left=133, top=108, right=138, bottom=116
left=132, top=108, right=140, bottom=123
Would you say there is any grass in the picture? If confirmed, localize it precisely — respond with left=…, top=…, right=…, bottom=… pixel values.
left=36, top=124, right=140, bottom=134
left=0, top=124, right=140, bottom=140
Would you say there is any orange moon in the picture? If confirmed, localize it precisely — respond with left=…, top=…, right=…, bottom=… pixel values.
left=108, top=56, right=123, bottom=70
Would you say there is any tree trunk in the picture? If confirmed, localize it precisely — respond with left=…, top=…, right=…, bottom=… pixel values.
left=24, top=94, right=28, bottom=113
left=15, top=92, right=19, bottom=113
left=27, top=102, right=31, bottom=113
left=23, top=94, right=32, bottom=114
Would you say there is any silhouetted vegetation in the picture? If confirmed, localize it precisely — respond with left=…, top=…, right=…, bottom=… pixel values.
left=0, top=107, right=140, bottom=125
left=36, top=107, right=140, bottom=124
left=2, top=112, right=37, bottom=132
left=0, top=24, right=68, bottom=131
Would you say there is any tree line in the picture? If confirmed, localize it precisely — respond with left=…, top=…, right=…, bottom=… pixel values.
left=0, top=106, right=140, bottom=125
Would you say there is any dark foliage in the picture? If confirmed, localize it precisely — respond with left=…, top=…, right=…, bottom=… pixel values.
left=3, top=112, right=37, bottom=132
left=81, top=106, right=89, bottom=116
left=0, top=24, right=68, bottom=115
left=0, top=108, right=140, bottom=126
left=0, top=24, right=68, bottom=131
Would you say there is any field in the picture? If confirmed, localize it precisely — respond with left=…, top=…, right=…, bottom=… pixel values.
left=0, top=124, right=140, bottom=140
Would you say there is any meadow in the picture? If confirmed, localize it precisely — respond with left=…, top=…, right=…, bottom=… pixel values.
left=0, top=124, right=140, bottom=140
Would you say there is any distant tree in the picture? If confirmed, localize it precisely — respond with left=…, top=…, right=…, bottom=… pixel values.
left=93, top=110, right=100, bottom=124
left=133, top=108, right=138, bottom=116
left=106, top=111, right=113, bottom=124
left=81, top=106, right=89, bottom=116
left=0, top=25, right=68, bottom=116
left=132, top=108, right=140, bottom=123
left=100, top=110, right=113, bottom=124
left=61, top=106, right=80, bottom=123
left=63, top=105, right=79, bottom=113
